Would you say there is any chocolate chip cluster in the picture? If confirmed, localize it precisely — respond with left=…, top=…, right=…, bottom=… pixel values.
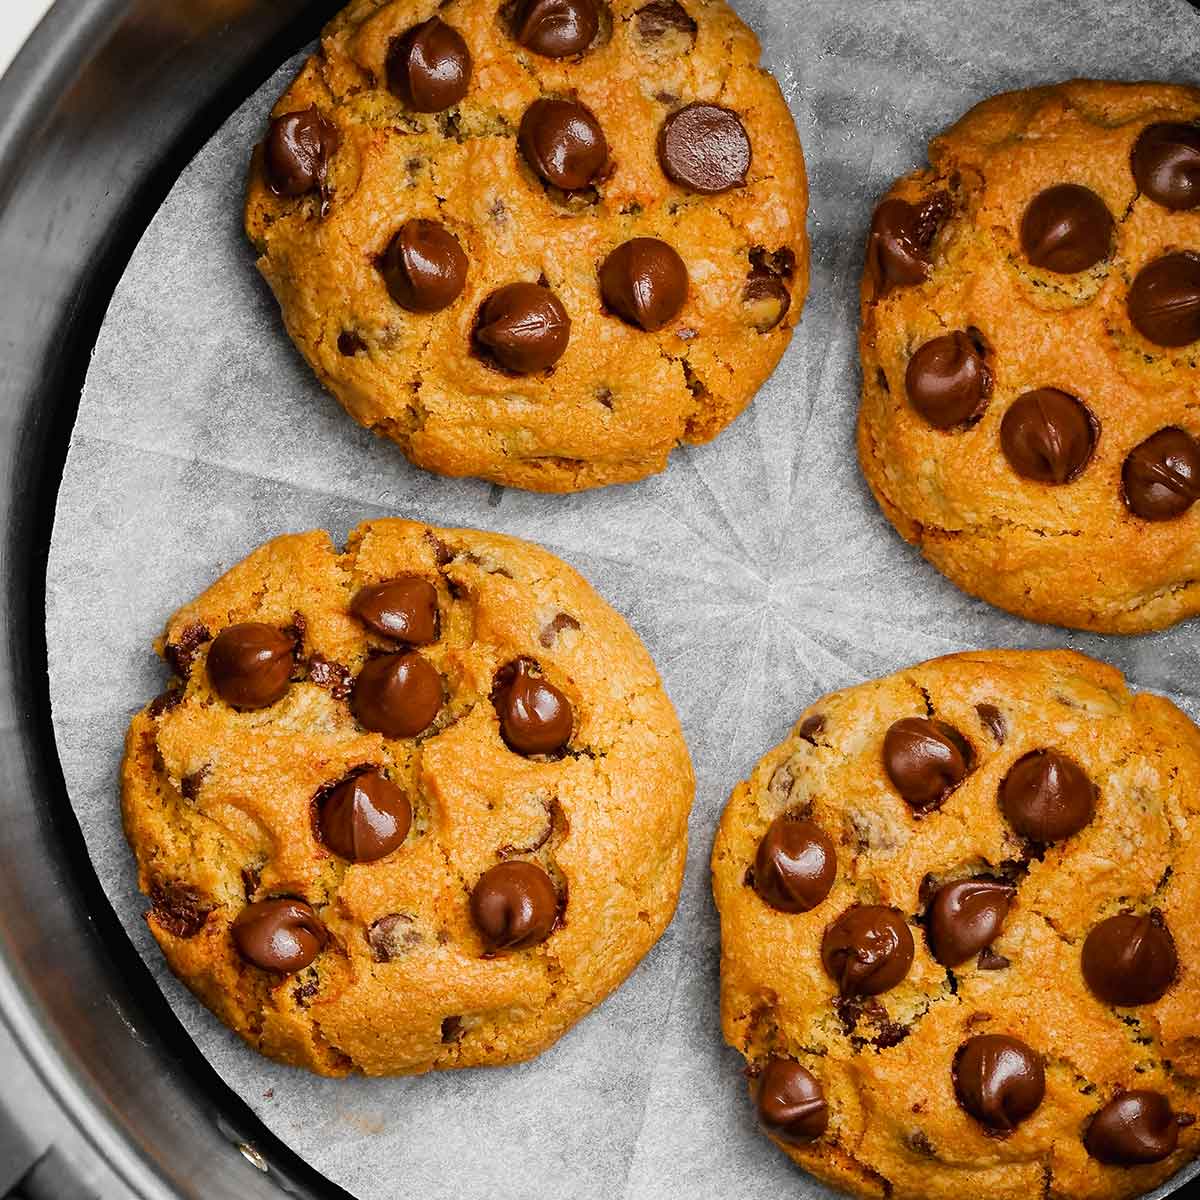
left=744, top=708, right=1191, bottom=1168
left=868, top=121, right=1200, bottom=523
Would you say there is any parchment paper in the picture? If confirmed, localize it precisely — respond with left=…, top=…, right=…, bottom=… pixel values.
left=45, top=2, right=1200, bottom=1196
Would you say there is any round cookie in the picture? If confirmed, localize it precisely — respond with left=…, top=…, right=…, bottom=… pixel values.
left=857, top=81, right=1200, bottom=632
left=121, top=519, right=693, bottom=1075
left=244, top=0, right=808, bottom=492
left=713, top=650, right=1200, bottom=1200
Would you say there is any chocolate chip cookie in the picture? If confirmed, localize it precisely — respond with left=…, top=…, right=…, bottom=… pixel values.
left=713, top=649, right=1200, bottom=1200
left=121, top=519, right=693, bottom=1075
left=858, top=81, right=1200, bottom=632
left=243, top=0, right=808, bottom=492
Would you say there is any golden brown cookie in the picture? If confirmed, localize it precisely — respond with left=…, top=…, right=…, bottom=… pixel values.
left=713, top=649, right=1200, bottom=1200
left=121, top=519, right=693, bottom=1075
left=858, top=81, right=1200, bottom=633
left=244, top=0, right=808, bottom=492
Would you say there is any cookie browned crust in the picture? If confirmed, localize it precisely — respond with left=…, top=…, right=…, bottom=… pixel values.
left=121, top=519, right=693, bottom=1075
left=244, top=0, right=808, bottom=492
left=858, top=81, right=1200, bottom=632
left=713, top=650, right=1200, bottom=1200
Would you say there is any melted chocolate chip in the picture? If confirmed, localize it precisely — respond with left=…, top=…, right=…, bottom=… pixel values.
left=264, top=108, right=339, bottom=197
left=149, top=881, right=211, bottom=939
left=658, top=103, right=751, bottom=194
left=905, top=331, right=992, bottom=429
left=367, top=912, right=420, bottom=962
left=865, top=194, right=950, bottom=295
left=1086, top=1091, right=1181, bottom=1165
left=954, top=1035, right=1045, bottom=1133
left=977, top=948, right=1010, bottom=971
left=470, top=860, right=559, bottom=952
left=1000, top=389, right=1097, bottom=484
left=635, top=0, right=697, bottom=41
left=1020, top=184, right=1113, bottom=273
left=352, top=576, right=440, bottom=643
left=975, top=703, right=1006, bottom=744
left=798, top=714, right=826, bottom=743
left=318, top=771, right=412, bottom=863
left=351, top=652, right=442, bottom=738
left=513, top=0, right=599, bottom=58
left=756, top=1058, right=829, bottom=1145
left=476, top=282, right=571, bottom=373
left=743, top=266, right=791, bottom=333
left=493, top=659, right=573, bottom=755
left=1122, top=427, right=1200, bottom=521
left=441, top=1015, right=465, bottom=1043
left=1082, top=911, right=1177, bottom=1007
left=307, top=654, right=353, bottom=699
left=927, top=880, right=1015, bottom=967
left=166, top=622, right=211, bottom=678
left=999, top=749, right=1096, bottom=842
left=1132, top=122, right=1200, bottom=211
left=337, top=330, right=366, bottom=356
left=883, top=717, right=972, bottom=811
left=539, top=612, right=580, bottom=648
left=232, top=898, right=326, bottom=973
left=207, top=623, right=294, bottom=709
left=822, top=905, right=915, bottom=997
left=386, top=17, right=472, bottom=112
left=753, top=816, right=837, bottom=914
left=519, top=98, right=608, bottom=191
left=599, top=238, right=688, bottom=331
left=1128, top=252, right=1200, bottom=347
left=380, top=220, right=468, bottom=313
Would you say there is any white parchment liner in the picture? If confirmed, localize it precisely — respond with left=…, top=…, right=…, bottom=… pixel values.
left=46, top=2, right=1200, bottom=1196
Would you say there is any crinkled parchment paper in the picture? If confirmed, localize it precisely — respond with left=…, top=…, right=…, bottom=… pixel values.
left=45, top=2, right=1200, bottom=1196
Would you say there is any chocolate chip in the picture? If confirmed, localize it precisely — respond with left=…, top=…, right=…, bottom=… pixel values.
left=976, top=703, right=1006, bottom=744
left=307, top=654, right=353, bottom=699
left=798, top=714, right=825, bottom=744
left=635, top=0, right=697, bottom=41
left=883, top=717, right=972, bottom=811
left=599, top=238, right=688, bottom=331
left=1000, top=389, right=1097, bottom=484
left=149, top=881, right=211, bottom=939
left=822, top=905, right=915, bottom=997
left=492, top=659, right=573, bottom=755
left=753, top=816, right=837, bottom=913
left=425, top=530, right=454, bottom=565
left=317, top=770, right=412, bottom=863
left=519, top=98, right=608, bottom=192
left=953, top=1035, right=1045, bottom=1133
left=743, top=266, right=791, bottom=333
left=207, top=623, right=294, bottom=709
left=1020, top=184, right=1113, bottom=273
left=352, top=576, right=440, bottom=643
left=539, top=612, right=580, bottom=647
left=865, top=194, right=950, bottom=295
left=441, top=1015, right=465, bottom=1043
left=264, top=108, right=339, bottom=197
left=1122, top=427, right=1200, bottom=521
left=148, top=688, right=182, bottom=717
left=755, top=1058, right=829, bottom=1145
left=905, top=331, right=992, bottom=429
left=927, top=880, right=1015, bottom=967
left=658, top=103, right=751, bottom=194
left=513, top=0, right=599, bottom=58
left=367, top=912, right=420, bottom=962
left=1128, top=252, right=1200, bottom=347
left=1132, top=122, right=1200, bottom=211
left=351, top=651, right=443, bottom=737
left=232, top=898, right=326, bottom=973
left=476, top=282, right=571, bottom=374
left=999, top=749, right=1096, bottom=842
left=1086, top=1091, right=1181, bottom=1165
left=380, top=220, right=468, bottom=313
left=180, top=765, right=209, bottom=801
left=166, top=622, right=212, bottom=678
left=337, top=331, right=366, bottom=356
left=386, top=17, right=471, bottom=112
left=1082, top=911, right=1177, bottom=1007
left=977, top=948, right=1010, bottom=971
left=470, top=860, right=559, bottom=952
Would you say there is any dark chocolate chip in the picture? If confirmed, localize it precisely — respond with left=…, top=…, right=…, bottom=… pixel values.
left=976, top=703, right=1006, bottom=744
left=927, top=880, right=1015, bottom=967
left=264, top=108, right=339, bottom=197
left=599, top=238, right=688, bottom=331
left=953, top=1035, right=1045, bottom=1133
left=1020, top=184, right=1113, bottom=273
left=166, top=622, right=212, bottom=678
left=1132, top=122, right=1200, bottom=211
left=635, top=0, right=697, bottom=41
left=337, top=331, right=366, bottom=356
left=865, top=194, right=950, bottom=295
left=367, top=912, right=420, bottom=962
left=658, top=103, right=751, bottom=194
left=232, top=898, right=327, bottom=973
left=493, top=659, right=573, bottom=755
left=470, top=860, right=559, bottom=951
left=307, top=654, right=353, bottom=699
left=999, top=749, right=1096, bottom=842
left=755, top=1057, right=829, bottom=1145
left=753, top=816, right=837, bottom=913
left=1087, top=1090, right=1181, bottom=1165
left=798, top=714, right=825, bottom=744
left=977, top=948, right=1011, bottom=971
left=476, top=282, right=571, bottom=374
left=149, top=881, right=211, bottom=939
left=441, top=1015, right=465, bottom=1043
left=1128, top=252, right=1200, bottom=347
left=386, top=17, right=472, bottom=112
left=883, top=717, right=971, bottom=811
left=180, top=766, right=209, bottom=801
left=513, top=0, right=599, bottom=58
left=318, top=770, right=412, bottom=863
left=207, top=623, right=294, bottom=709
left=351, top=651, right=442, bottom=738
left=380, top=220, right=468, bottom=313
left=1082, top=911, right=1177, bottom=1007
left=1122, top=427, right=1200, bottom=520
left=1000, top=389, right=1097, bottom=484
left=905, top=331, right=992, bottom=429
left=352, top=576, right=440, bottom=643
left=519, top=98, right=608, bottom=191
left=822, top=905, right=915, bottom=997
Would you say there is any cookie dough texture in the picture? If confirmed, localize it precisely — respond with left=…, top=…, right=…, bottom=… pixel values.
left=121, top=519, right=693, bottom=1075
left=858, top=81, right=1200, bottom=632
left=244, top=0, right=808, bottom=492
left=713, top=650, right=1200, bottom=1200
